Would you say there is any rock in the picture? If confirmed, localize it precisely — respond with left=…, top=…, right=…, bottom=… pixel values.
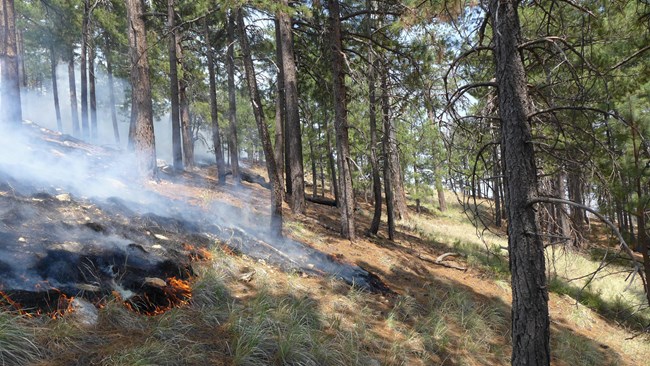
left=154, top=234, right=169, bottom=241
left=55, top=193, right=71, bottom=202
left=69, top=298, right=98, bottom=326
left=74, top=284, right=101, bottom=292
left=239, top=271, right=255, bottom=282
left=144, top=277, right=167, bottom=288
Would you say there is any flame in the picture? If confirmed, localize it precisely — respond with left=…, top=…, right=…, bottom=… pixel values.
left=182, top=243, right=213, bottom=261
left=122, top=277, right=193, bottom=316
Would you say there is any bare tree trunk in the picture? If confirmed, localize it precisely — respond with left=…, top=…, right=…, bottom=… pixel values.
left=80, top=0, right=90, bottom=138
left=381, top=62, right=395, bottom=241
left=177, top=37, right=194, bottom=170
left=274, top=91, right=286, bottom=195
left=324, top=117, right=338, bottom=203
left=328, top=0, right=355, bottom=240
left=278, top=1, right=305, bottom=213
left=105, top=36, right=120, bottom=144
left=68, top=54, right=80, bottom=136
left=49, top=45, right=63, bottom=132
left=493, top=144, right=502, bottom=227
left=489, top=1, right=549, bottom=364
left=16, top=29, right=25, bottom=87
left=368, top=55, right=382, bottom=236
left=204, top=18, right=225, bottom=183
left=310, top=139, right=317, bottom=197
left=168, top=0, right=183, bottom=171
left=237, top=9, right=283, bottom=237
left=0, top=0, right=22, bottom=125
left=89, top=28, right=97, bottom=140
left=126, top=0, right=157, bottom=177
left=227, top=11, right=240, bottom=183
left=274, top=19, right=290, bottom=199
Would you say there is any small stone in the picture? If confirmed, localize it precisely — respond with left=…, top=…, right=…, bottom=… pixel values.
left=307, top=263, right=315, bottom=269
left=55, top=193, right=71, bottom=202
left=69, top=298, right=98, bottom=326
left=239, top=271, right=256, bottom=282
left=154, top=234, right=169, bottom=241
left=18, top=237, right=26, bottom=242
left=144, top=277, right=167, bottom=288
left=152, top=244, right=162, bottom=249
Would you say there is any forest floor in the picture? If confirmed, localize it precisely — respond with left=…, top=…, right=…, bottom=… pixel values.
left=1, top=145, right=649, bottom=365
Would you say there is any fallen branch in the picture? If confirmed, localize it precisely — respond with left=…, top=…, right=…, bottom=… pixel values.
left=418, top=252, right=467, bottom=271
left=305, top=195, right=337, bottom=207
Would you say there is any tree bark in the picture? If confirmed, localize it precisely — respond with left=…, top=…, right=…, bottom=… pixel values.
left=126, top=0, right=157, bottom=177
left=88, top=26, right=97, bottom=141
left=237, top=9, right=283, bottom=237
left=381, top=62, right=395, bottom=241
left=80, top=0, right=90, bottom=139
left=227, top=10, right=240, bottom=183
left=328, top=0, right=355, bottom=240
left=168, top=0, right=183, bottom=171
left=274, top=19, right=290, bottom=199
left=489, top=1, right=550, bottom=365
left=324, top=116, right=339, bottom=203
left=105, top=36, right=120, bottom=144
left=368, top=53, right=382, bottom=236
left=204, top=18, right=226, bottom=183
left=68, top=54, right=80, bottom=136
left=49, top=45, right=63, bottom=132
left=177, top=38, right=194, bottom=170
left=278, top=1, right=305, bottom=214
left=0, top=0, right=22, bottom=125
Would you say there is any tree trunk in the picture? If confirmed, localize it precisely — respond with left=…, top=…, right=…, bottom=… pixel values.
left=80, top=0, right=90, bottom=139
left=177, top=38, right=194, bottom=170
left=427, top=106, right=447, bottom=212
left=0, top=0, right=22, bottom=125
left=328, top=0, right=355, bottom=240
left=237, top=9, right=283, bottom=237
left=204, top=18, right=226, bottom=183
left=89, top=27, right=97, bottom=141
left=105, top=36, right=120, bottom=144
left=278, top=1, right=305, bottom=214
left=227, top=11, right=240, bottom=183
left=493, top=144, right=502, bottom=227
left=67, top=54, right=80, bottom=136
left=324, top=117, right=339, bottom=203
left=168, top=0, right=183, bottom=171
left=126, top=0, right=157, bottom=177
left=368, top=54, right=382, bottom=236
left=49, top=45, right=63, bottom=132
left=381, top=62, right=395, bottom=241
left=310, top=139, right=317, bottom=197
left=489, top=1, right=550, bottom=365
left=274, top=89, right=286, bottom=195
left=274, top=19, right=291, bottom=199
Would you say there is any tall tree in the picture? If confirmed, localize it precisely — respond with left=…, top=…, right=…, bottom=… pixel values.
left=204, top=17, right=226, bottom=183
left=328, top=0, right=355, bottom=240
left=80, top=0, right=90, bottom=138
left=237, top=8, right=283, bottom=237
left=226, top=10, right=240, bottom=183
left=126, top=0, right=156, bottom=177
left=489, top=0, right=550, bottom=364
left=49, top=45, right=63, bottom=132
left=67, top=52, right=80, bottom=136
left=168, top=0, right=183, bottom=171
left=277, top=0, right=305, bottom=214
left=0, top=0, right=22, bottom=125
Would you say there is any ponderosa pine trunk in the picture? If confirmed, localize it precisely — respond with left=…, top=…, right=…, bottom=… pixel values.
left=177, top=36, right=194, bottom=170
left=168, top=0, right=183, bottom=171
left=0, top=0, right=22, bottom=125
left=381, top=63, right=395, bottom=241
left=126, top=0, right=157, bottom=177
left=89, top=29, right=97, bottom=140
left=278, top=0, right=305, bottom=214
left=324, top=117, right=339, bottom=203
left=368, top=55, right=382, bottom=236
left=49, top=45, right=63, bottom=132
left=237, top=9, right=283, bottom=237
left=67, top=54, right=80, bottom=136
left=227, top=10, right=240, bottom=183
left=80, top=0, right=90, bottom=139
left=489, top=1, right=550, bottom=365
left=105, top=36, right=120, bottom=144
left=273, top=19, right=290, bottom=199
left=204, top=18, right=226, bottom=183
left=328, top=0, right=355, bottom=240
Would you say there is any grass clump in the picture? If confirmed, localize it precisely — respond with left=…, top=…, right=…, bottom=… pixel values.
left=0, top=311, right=41, bottom=365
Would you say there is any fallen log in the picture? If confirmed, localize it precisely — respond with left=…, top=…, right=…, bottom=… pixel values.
left=417, top=252, right=467, bottom=271
left=225, top=169, right=271, bottom=189
left=305, top=195, right=337, bottom=207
